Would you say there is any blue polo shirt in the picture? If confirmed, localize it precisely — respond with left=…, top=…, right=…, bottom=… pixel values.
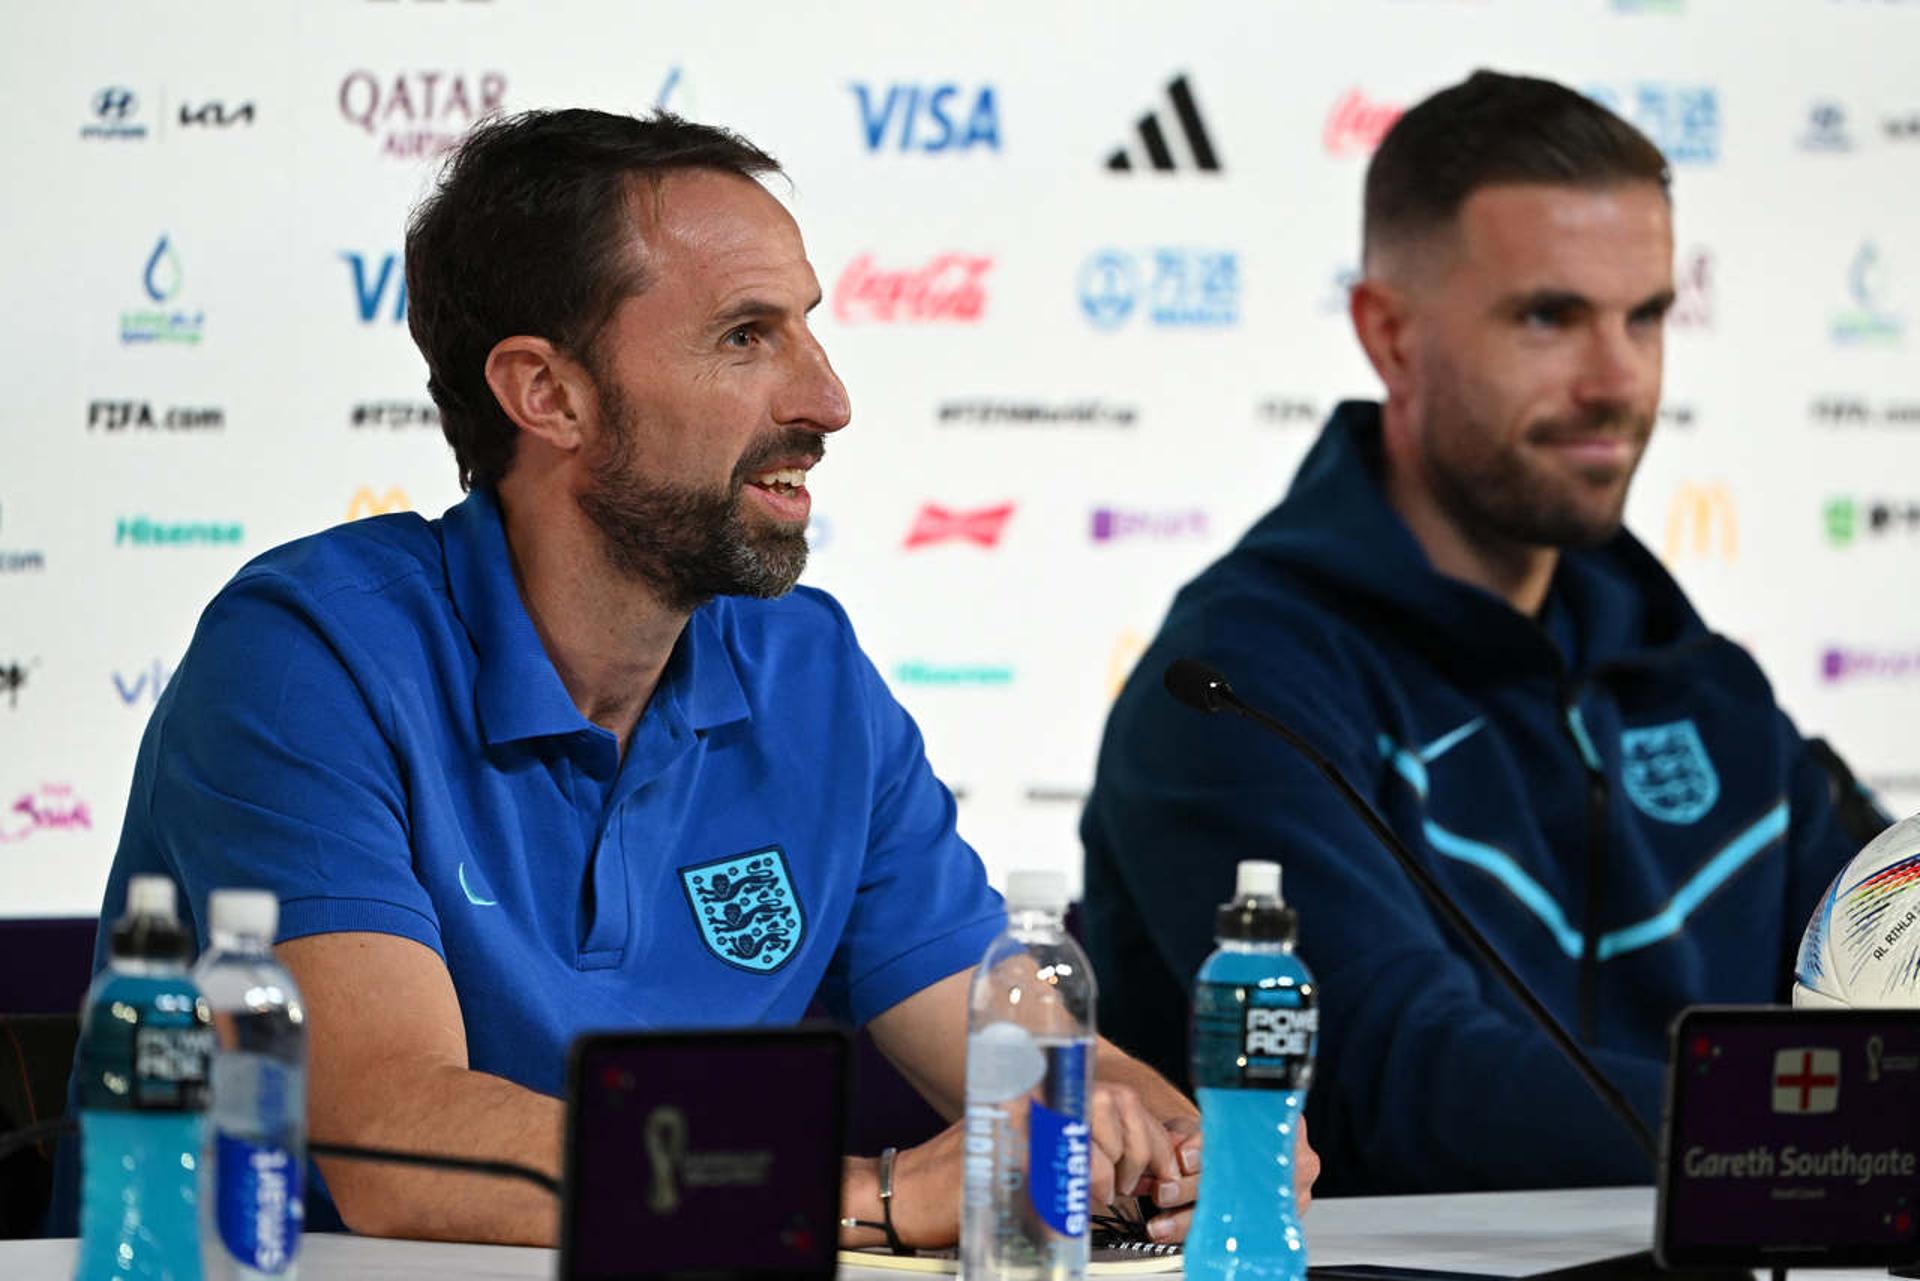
left=71, top=487, right=1006, bottom=1231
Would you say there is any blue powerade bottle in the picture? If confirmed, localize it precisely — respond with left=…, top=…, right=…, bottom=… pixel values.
left=1185, top=861, right=1317, bottom=1281
left=74, top=875, right=214, bottom=1281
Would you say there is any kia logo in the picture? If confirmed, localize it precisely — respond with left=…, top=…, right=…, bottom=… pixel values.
left=93, top=87, right=137, bottom=120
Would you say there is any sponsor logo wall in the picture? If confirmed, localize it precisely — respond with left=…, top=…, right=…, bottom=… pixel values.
left=4, top=1, right=1920, bottom=911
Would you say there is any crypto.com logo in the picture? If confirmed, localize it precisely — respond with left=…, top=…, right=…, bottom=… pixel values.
left=1663, top=483, right=1737, bottom=563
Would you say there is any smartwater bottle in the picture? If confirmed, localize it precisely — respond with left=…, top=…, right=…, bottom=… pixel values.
left=75, top=875, right=214, bottom=1281
left=963, top=870, right=1095, bottom=1281
left=194, top=890, right=306, bottom=1281
left=1185, top=861, right=1317, bottom=1281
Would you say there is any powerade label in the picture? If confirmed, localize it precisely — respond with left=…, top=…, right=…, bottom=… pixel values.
left=1192, top=979, right=1317, bottom=1090
left=131, top=1023, right=214, bottom=1110
left=1027, top=1098, right=1091, bottom=1236
left=216, top=1132, right=303, bottom=1274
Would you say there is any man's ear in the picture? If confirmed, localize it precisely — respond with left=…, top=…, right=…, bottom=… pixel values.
left=484, top=335, right=592, bottom=453
left=1349, top=274, right=1417, bottom=403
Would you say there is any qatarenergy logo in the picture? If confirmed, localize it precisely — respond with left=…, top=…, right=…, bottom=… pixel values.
left=116, top=516, right=243, bottom=547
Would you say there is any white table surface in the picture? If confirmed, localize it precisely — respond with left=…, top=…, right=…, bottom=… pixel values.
left=2, top=1186, right=1901, bottom=1279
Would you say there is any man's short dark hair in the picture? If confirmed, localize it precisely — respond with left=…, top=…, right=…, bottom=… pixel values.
left=1363, top=70, right=1671, bottom=266
left=406, top=109, right=781, bottom=490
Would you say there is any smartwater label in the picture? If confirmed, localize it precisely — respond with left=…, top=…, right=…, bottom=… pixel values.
left=1026, top=1097, right=1091, bottom=1236
left=1193, top=979, right=1318, bottom=1090
left=216, top=1132, right=303, bottom=1274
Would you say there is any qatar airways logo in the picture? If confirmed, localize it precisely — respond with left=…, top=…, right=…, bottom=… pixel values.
left=337, top=69, right=506, bottom=160
left=833, top=253, right=992, bottom=324
left=904, top=503, right=1015, bottom=549
left=1323, top=89, right=1404, bottom=157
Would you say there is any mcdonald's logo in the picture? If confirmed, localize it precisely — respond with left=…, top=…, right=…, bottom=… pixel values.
left=1663, top=483, right=1738, bottom=563
left=347, top=487, right=412, bottom=520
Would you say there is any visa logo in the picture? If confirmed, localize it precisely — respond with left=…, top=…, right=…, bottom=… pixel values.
left=343, top=252, right=407, bottom=323
left=852, top=83, right=1000, bottom=153
left=113, top=660, right=176, bottom=706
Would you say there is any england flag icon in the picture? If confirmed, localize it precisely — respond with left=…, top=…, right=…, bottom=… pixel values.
left=1772, top=1047, right=1841, bottom=1114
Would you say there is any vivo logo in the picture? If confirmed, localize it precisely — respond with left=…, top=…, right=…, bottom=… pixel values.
left=113, top=661, right=177, bottom=706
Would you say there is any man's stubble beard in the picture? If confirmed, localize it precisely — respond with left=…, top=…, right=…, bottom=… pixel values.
left=1417, top=356, right=1652, bottom=553
left=576, top=379, right=817, bottom=613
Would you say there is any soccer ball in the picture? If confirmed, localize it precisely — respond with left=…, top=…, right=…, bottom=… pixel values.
left=1793, top=812, right=1920, bottom=1008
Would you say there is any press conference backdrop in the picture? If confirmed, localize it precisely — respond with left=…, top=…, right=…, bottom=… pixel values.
left=2, top=0, right=1917, bottom=916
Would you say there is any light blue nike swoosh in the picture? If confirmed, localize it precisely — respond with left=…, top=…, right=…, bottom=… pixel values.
left=458, top=862, right=499, bottom=908
left=1419, top=718, right=1485, bottom=763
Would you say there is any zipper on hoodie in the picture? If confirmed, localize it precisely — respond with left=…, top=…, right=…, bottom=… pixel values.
left=1561, top=687, right=1609, bottom=1042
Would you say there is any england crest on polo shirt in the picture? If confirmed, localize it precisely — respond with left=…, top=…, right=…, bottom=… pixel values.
left=1621, top=719, right=1720, bottom=825
left=679, top=848, right=805, bottom=973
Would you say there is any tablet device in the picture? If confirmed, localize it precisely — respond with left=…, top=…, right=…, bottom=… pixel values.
left=1656, top=1005, right=1920, bottom=1269
left=560, top=1025, right=850, bottom=1281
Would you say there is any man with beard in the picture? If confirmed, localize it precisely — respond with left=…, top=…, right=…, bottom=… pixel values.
left=62, top=111, right=1295, bottom=1246
left=1083, top=72, right=1885, bottom=1195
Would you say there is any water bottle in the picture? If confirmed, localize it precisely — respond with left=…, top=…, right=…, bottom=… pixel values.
left=74, top=875, right=214, bottom=1281
left=194, top=890, right=307, bottom=1281
left=963, top=869, right=1095, bottom=1281
left=1185, top=861, right=1317, bottom=1281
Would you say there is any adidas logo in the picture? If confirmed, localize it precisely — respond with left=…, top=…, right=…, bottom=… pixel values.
left=1105, top=74, right=1221, bottom=173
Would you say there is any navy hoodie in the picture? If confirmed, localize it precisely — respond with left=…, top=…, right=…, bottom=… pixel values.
left=1082, top=402, right=1876, bottom=1195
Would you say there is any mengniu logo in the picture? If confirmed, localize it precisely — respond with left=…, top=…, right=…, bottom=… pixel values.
left=904, top=502, right=1014, bottom=549
left=81, top=86, right=147, bottom=140
left=122, top=235, right=205, bottom=345
left=1663, top=483, right=1738, bottom=563
left=1824, top=496, right=1920, bottom=547
left=1105, top=74, right=1219, bottom=173
left=337, top=69, right=506, bottom=160
left=1583, top=83, right=1719, bottom=164
left=1078, top=248, right=1238, bottom=330
left=851, top=82, right=1000, bottom=153
left=347, top=486, right=412, bottom=519
left=0, top=783, right=92, bottom=845
left=115, top=516, right=244, bottom=548
left=1831, top=241, right=1904, bottom=346
left=344, top=252, right=407, bottom=323
left=0, top=502, right=47, bottom=575
left=833, top=253, right=991, bottom=324
left=1323, top=89, right=1404, bottom=158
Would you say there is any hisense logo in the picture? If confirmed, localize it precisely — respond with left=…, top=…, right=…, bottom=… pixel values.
left=115, top=516, right=243, bottom=547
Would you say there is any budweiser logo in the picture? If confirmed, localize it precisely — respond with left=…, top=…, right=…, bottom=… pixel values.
left=834, top=253, right=992, bottom=324
left=904, top=502, right=1015, bottom=549
left=1323, top=89, right=1404, bottom=158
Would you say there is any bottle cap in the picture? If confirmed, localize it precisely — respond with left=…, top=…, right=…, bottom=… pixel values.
left=112, top=875, right=193, bottom=962
left=1215, top=860, right=1297, bottom=943
left=209, top=888, right=279, bottom=940
left=1005, top=869, right=1068, bottom=913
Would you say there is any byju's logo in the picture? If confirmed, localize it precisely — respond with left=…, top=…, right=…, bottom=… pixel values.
left=81, top=86, right=147, bottom=141
left=851, top=83, right=1000, bottom=153
left=1830, top=241, right=1904, bottom=346
left=1663, top=483, right=1738, bottom=563
left=344, top=252, right=407, bottom=323
left=904, top=503, right=1015, bottom=549
left=0, top=784, right=93, bottom=845
left=1801, top=101, right=1853, bottom=152
left=1586, top=83, right=1719, bottom=164
left=1824, top=496, right=1920, bottom=547
left=115, top=516, right=244, bottom=548
left=0, top=503, right=47, bottom=576
left=1104, top=74, right=1220, bottom=173
left=112, top=660, right=176, bottom=706
left=1090, top=507, right=1208, bottom=544
left=833, top=253, right=991, bottom=324
left=1822, top=646, right=1920, bottom=685
left=121, top=235, right=205, bottom=346
left=1323, top=89, right=1404, bottom=158
left=337, top=70, right=506, bottom=160
left=1078, top=249, right=1238, bottom=330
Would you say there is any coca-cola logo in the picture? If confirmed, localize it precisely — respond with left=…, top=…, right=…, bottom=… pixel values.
left=338, top=70, right=507, bottom=161
left=1323, top=89, right=1404, bottom=158
left=0, top=783, right=93, bottom=844
left=833, top=253, right=992, bottom=324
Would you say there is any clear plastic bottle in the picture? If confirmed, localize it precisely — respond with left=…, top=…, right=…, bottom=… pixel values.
left=962, top=870, right=1095, bottom=1281
left=193, top=890, right=306, bottom=1281
left=74, top=875, right=214, bottom=1281
left=1185, top=861, right=1316, bottom=1281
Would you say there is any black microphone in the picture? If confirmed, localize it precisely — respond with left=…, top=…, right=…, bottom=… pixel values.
left=1163, top=657, right=1658, bottom=1162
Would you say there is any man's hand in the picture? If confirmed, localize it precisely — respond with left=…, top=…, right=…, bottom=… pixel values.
left=1135, top=1114, right=1320, bottom=1242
